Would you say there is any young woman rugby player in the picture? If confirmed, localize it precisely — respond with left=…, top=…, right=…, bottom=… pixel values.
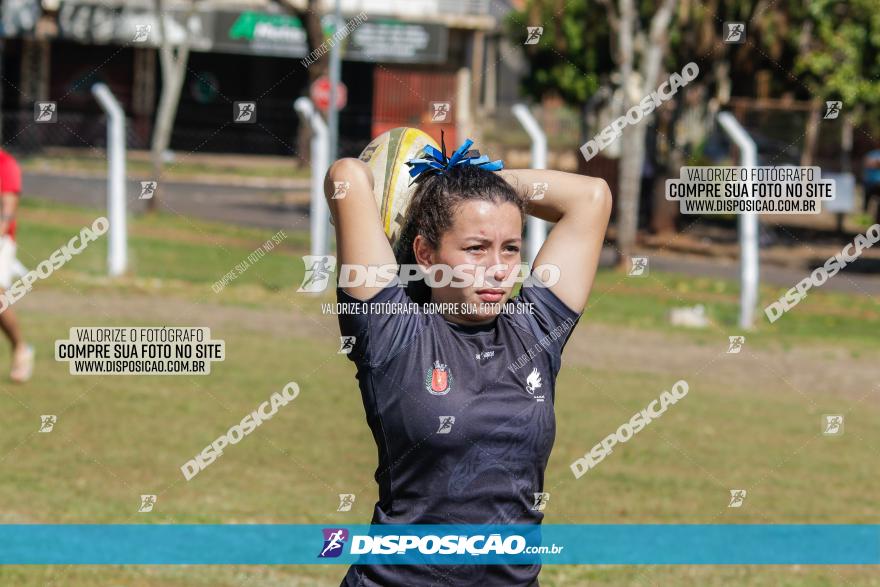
left=326, top=138, right=611, bottom=586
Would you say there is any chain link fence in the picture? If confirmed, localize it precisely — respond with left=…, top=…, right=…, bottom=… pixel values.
left=1, top=109, right=148, bottom=155
left=0, top=99, right=373, bottom=163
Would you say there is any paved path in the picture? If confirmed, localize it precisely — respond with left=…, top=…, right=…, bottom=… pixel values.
left=23, top=171, right=312, bottom=231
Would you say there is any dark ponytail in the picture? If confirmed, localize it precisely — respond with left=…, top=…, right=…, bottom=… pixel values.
left=395, top=164, right=528, bottom=304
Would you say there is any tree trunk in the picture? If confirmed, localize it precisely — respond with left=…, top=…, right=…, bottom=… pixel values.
left=800, top=100, right=821, bottom=167
left=617, top=121, right=647, bottom=266
left=301, top=0, right=328, bottom=81
left=149, top=45, right=189, bottom=212
left=652, top=146, right=681, bottom=235
left=273, top=0, right=327, bottom=165
left=148, top=2, right=194, bottom=213
left=841, top=106, right=857, bottom=174
left=612, top=0, right=635, bottom=267
left=613, top=0, right=676, bottom=266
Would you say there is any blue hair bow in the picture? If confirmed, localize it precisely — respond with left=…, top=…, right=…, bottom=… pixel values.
left=405, top=132, right=504, bottom=180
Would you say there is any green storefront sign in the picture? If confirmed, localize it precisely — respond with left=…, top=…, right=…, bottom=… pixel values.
left=216, top=11, right=447, bottom=64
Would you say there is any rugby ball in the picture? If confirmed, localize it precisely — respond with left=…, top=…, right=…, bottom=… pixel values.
left=357, top=127, right=439, bottom=247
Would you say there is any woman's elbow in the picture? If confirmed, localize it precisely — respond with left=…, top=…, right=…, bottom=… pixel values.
left=584, top=177, right=612, bottom=216
left=324, top=158, right=372, bottom=203
left=328, top=158, right=371, bottom=183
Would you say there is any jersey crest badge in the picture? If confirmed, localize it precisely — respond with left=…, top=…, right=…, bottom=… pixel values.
left=426, top=360, right=453, bottom=395
left=526, top=367, right=545, bottom=402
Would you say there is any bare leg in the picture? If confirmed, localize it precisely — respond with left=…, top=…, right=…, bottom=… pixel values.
left=0, top=290, right=33, bottom=382
left=0, top=297, right=25, bottom=351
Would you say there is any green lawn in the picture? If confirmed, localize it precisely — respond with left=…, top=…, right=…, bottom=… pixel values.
left=0, top=198, right=877, bottom=585
left=13, top=197, right=879, bottom=347
left=19, top=153, right=311, bottom=181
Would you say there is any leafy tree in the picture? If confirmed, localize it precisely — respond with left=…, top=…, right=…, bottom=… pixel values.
left=796, top=0, right=880, bottom=120
left=506, top=0, right=609, bottom=123
left=794, top=0, right=880, bottom=166
left=508, top=0, right=678, bottom=265
left=508, top=0, right=880, bottom=253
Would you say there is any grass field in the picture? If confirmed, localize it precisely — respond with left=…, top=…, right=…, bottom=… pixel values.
left=0, top=197, right=877, bottom=586
left=19, top=152, right=311, bottom=181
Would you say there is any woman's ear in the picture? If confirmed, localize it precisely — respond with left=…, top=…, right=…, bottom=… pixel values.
left=412, top=235, right=435, bottom=269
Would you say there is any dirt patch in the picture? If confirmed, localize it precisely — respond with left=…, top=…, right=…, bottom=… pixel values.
left=565, top=321, right=879, bottom=401
left=19, top=288, right=878, bottom=403
left=20, top=288, right=334, bottom=342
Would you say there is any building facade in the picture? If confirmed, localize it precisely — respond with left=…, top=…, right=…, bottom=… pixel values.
left=0, top=0, right=514, bottom=157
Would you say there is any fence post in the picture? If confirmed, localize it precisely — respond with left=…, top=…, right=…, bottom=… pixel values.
left=718, top=111, right=759, bottom=330
left=512, top=103, right=548, bottom=266
left=91, top=83, right=127, bottom=277
left=294, top=97, right=330, bottom=257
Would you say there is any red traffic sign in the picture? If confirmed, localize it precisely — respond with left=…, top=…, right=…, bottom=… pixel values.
left=310, top=76, right=348, bottom=112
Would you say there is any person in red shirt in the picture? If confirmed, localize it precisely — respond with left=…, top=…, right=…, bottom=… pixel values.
left=0, top=149, right=34, bottom=382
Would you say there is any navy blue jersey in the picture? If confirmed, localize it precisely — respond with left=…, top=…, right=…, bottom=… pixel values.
left=336, top=274, right=580, bottom=587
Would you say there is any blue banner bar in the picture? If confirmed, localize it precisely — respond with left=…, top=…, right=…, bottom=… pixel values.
left=0, top=525, right=877, bottom=565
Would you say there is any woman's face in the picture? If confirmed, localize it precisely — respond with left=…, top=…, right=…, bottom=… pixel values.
left=414, top=200, right=523, bottom=324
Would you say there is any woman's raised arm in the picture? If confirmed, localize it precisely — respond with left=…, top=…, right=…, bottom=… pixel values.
left=498, top=169, right=612, bottom=314
left=324, top=158, right=398, bottom=300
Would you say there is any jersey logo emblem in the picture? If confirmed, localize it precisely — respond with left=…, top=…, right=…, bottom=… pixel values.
left=426, top=360, right=453, bottom=395
left=526, top=367, right=545, bottom=402
left=526, top=368, right=542, bottom=393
